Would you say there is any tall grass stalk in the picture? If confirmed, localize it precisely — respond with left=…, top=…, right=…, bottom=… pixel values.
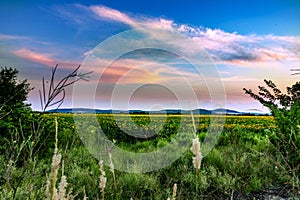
left=171, top=183, right=177, bottom=200
left=46, top=118, right=74, bottom=200
left=191, top=111, right=197, bottom=137
left=190, top=112, right=203, bottom=194
left=46, top=118, right=61, bottom=200
left=58, top=160, right=68, bottom=200
left=108, top=152, right=117, bottom=191
left=83, top=186, right=87, bottom=200
left=99, top=160, right=107, bottom=200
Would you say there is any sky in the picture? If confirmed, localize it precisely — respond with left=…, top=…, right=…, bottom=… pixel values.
left=0, top=0, right=300, bottom=112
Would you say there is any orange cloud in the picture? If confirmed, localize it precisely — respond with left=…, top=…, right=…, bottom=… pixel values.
left=14, top=49, right=54, bottom=65
left=87, top=57, right=202, bottom=86
left=13, top=48, right=78, bottom=68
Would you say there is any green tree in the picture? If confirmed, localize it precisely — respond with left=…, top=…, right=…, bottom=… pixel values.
left=0, top=67, right=32, bottom=111
left=0, top=67, right=33, bottom=153
left=243, top=79, right=300, bottom=134
left=243, top=80, right=300, bottom=192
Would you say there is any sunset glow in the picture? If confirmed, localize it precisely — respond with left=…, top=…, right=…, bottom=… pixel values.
left=1, top=0, right=299, bottom=112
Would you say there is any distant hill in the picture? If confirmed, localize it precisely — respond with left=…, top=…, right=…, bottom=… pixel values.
left=46, top=108, right=269, bottom=115
left=211, top=108, right=240, bottom=115
left=47, top=108, right=113, bottom=114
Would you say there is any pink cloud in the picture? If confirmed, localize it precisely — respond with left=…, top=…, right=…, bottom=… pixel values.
left=13, top=48, right=79, bottom=68
left=187, top=28, right=300, bottom=64
left=86, top=57, right=202, bottom=86
left=221, top=75, right=259, bottom=82
left=14, top=49, right=54, bottom=65
left=90, top=5, right=174, bottom=29
left=56, top=4, right=300, bottom=66
left=90, top=5, right=136, bottom=26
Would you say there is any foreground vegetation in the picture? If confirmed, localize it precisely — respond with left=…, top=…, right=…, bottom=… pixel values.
left=0, top=113, right=299, bottom=199
left=1, top=66, right=299, bottom=199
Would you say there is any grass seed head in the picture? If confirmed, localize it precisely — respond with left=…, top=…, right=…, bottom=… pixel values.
left=172, top=183, right=177, bottom=200
left=190, top=137, right=203, bottom=170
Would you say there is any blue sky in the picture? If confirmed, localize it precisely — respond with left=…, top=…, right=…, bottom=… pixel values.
left=1, top=0, right=299, bottom=112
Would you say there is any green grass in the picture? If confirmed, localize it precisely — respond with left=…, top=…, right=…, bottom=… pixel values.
left=0, top=113, right=299, bottom=199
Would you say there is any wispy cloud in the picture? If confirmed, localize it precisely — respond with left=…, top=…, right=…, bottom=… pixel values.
left=51, top=4, right=300, bottom=67
left=13, top=48, right=78, bottom=67
left=53, top=4, right=94, bottom=24
left=90, top=5, right=174, bottom=29
left=85, top=5, right=300, bottom=65
left=187, top=27, right=300, bottom=64
left=64, top=4, right=300, bottom=108
left=13, top=49, right=54, bottom=65
left=0, top=34, right=29, bottom=40
left=221, top=75, right=259, bottom=82
left=0, top=33, right=51, bottom=46
left=87, top=57, right=201, bottom=85
left=90, top=5, right=137, bottom=26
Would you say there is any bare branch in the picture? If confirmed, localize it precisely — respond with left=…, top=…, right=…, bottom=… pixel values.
left=39, top=64, right=93, bottom=112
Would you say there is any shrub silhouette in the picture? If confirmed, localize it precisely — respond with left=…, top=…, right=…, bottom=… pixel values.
left=244, top=79, right=300, bottom=193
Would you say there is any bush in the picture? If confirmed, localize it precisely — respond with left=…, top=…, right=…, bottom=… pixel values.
left=244, top=79, right=300, bottom=193
left=0, top=67, right=33, bottom=155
